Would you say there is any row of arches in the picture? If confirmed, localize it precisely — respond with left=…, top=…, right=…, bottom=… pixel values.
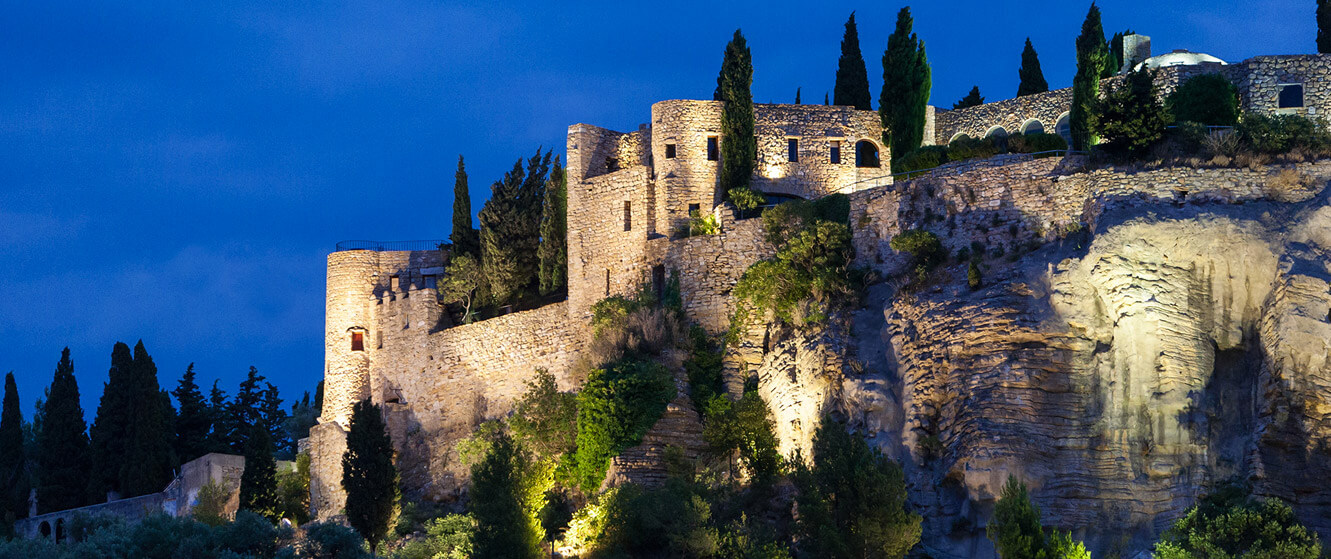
left=948, top=112, right=1072, bottom=146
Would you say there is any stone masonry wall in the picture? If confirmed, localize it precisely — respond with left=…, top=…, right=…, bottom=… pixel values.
left=566, top=165, right=655, bottom=320
left=651, top=100, right=723, bottom=238
left=1229, top=55, right=1331, bottom=119
left=656, top=206, right=775, bottom=334
left=750, top=103, right=888, bottom=200
left=933, top=88, right=1073, bottom=144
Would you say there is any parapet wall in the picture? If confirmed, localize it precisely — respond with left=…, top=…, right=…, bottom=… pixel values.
left=933, top=88, right=1072, bottom=144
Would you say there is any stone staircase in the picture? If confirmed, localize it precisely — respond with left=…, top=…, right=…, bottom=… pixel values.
left=601, top=368, right=707, bottom=490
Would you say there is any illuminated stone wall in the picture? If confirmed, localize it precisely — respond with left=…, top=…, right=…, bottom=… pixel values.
left=933, top=88, right=1074, bottom=144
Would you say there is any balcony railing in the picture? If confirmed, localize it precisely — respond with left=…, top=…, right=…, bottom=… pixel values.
left=334, top=240, right=448, bottom=252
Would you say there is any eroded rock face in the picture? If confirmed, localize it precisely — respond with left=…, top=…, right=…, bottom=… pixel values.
left=874, top=204, right=1331, bottom=557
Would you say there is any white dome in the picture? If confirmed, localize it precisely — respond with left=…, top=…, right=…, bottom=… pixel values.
left=1136, top=50, right=1226, bottom=70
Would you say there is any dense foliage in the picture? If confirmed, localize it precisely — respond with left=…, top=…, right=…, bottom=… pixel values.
left=1238, top=113, right=1331, bottom=154
left=392, top=513, right=475, bottom=559
left=469, top=432, right=549, bottom=559
left=1070, top=2, right=1108, bottom=150
left=890, top=229, right=945, bottom=273
left=1, top=373, right=27, bottom=528
left=833, top=12, right=872, bottom=110
left=479, top=149, right=551, bottom=306
left=879, top=7, right=931, bottom=156
left=238, top=425, right=281, bottom=522
left=509, top=370, right=578, bottom=462
left=987, top=476, right=1090, bottom=559
left=450, top=155, right=479, bottom=259
left=715, top=29, right=759, bottom=211
left=574, top=359, right=676, bottom=492
left=341, top=400, right=399, bottom=553
left=171, top=364, right=212, bottom=464
left=538, top=158, right=568, bottom=295
left=953, top=86, right=984, bottom=110
left=34, top=348, right=90, bottom=514
left=702, top=387, right=781, bottom=486
left=1093, top=66, right=1170, bottom=158
left=1017, top=38, right=1048, bottom=97
left=88, top=341, right=175, bottom=500
left=792, top=417, right=920, bottom=558
left=0, top=510, right=304, bottom=559
left=439, top=253, right=484, bottom=324
left=1154, top=484, right=1322, bottom=559
left=1167, top=73, right=1240, bottom=126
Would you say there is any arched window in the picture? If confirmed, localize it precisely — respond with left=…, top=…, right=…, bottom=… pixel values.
left=56, top=519, right=65, bottom=543
left=948, top=133, right=970, bottom=145
left=855, top=140, right=880, bottom=168
left=984, top=126, right=1008, bottom=139
left=1021, top=119, right=1045, bottom=135
left=39, top=521, right=51, bottom=539
left=1055, top=112, right=1072, bottom=145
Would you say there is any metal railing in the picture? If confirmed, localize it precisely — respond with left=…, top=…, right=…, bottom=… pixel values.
left=335, top=240, right=448, bottom=252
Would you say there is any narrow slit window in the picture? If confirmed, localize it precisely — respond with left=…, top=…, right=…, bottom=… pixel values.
left=830, top=140, right=841, bottom=164
left=351, top=331, right=364, bottom=352
left=788, top=138, right=799, bottom=162
left=624, top=201, right=632, bottom=231
left=605, top=269, right=611, bottom=296
left=706, top=137, right=719, bottom=161
left=665, top=143, right=677, bottom=158
left=1279, top=84, right=1305, bottom=108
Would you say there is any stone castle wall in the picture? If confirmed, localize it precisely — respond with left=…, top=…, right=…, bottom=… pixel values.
left=655, top=207, right=775, bottom=334
left=933, top=88, right=1073, bottom=144
left=566, top=165, right=656, bottom=320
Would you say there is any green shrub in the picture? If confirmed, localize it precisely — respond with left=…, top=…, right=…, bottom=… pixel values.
left=298, top=522, right=371, bottom=559
left=1239, top=113, right=1331, bottom=154
left=1154, top=488, right=1322, bottom=559
left=701, top=388, right=782, bottom=485
left=760, top=194, right=849, bottom=246
left=967, top=261, right=982, bottom=290
left=892, top=145, right=950, bottom=175
left=689, top=210, right=720, bottom=236
left=683, top=326, right=725, bottom=409
left=589, top=289, right=656, bottom=336
left=392, top=514, right=475, bottom=559
left=1094, top=66, right=1171, bottom=158
left=1008, top=132, right=1067, bottom=154
left=947, top=135, right=1001, bottom=161
left=889, top=230, right=944, bottom=269
left=569, top=479, right=720, bottom=558
left=574, top=359, right=676, bottom=492
left=1167, top=73, right=1239, bottom=126
left=727, top=187, right=765, bottom=214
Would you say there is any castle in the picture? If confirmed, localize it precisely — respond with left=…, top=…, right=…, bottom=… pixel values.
left=309, top=35, right=1331, bottom=534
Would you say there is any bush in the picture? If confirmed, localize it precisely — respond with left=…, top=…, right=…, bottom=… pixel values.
left=193, top=479, right=234, bottom=526
left=574, top=359, right=676, bottom=492
left=1094, top=66, right=1171, bottom=158
left=296, top=522, right=371, bottom=559
left=889, top=230, right=944, bottom=269
left=891, top=145, right=950, bottom=175
left=566, top=479, right=720, bottom=558
left=1238, top=113, right=1331, bottom=154
left=947, top=135, right=1001, bottom=161
left=1154, top=486, right=1322, bottom=559
left=509, top=370, right=578, bottom=462
left=967, top=261, right=982, bottom=290
left=701, top=388, right=782, bottom=485
left=683, top=326, right=725, bottom=409
left=760, top=194, right=850, bottom=246
left=1167, top=73, right=1239, bottom=126
left=689, top=210, right=720, bottom=236
left=392, top=514, right=475, bottom=559
left=1008, top=132, right=1067, bottom=154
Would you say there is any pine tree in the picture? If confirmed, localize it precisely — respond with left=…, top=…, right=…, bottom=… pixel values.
left=480, top=150, right=550, bottom=306
left=238, top=424, right=280, bottom=522
left=987, top=476, right=1047, bottom=559
left=87, top=342, right=133, bottom=499
left=224, top=366, right=268, bottom=452
left=207, top=380, right=230, bottom=453
left=880, top=7, right=931, bottom=156
left=470, top=432, right=542, bottom=559
left=118, top=341, right=175, bottom=497
left=537, top=157, right=567, bottom=296
left=1071, top=2, right=1109, bottom=150
left=450, top=155, right=480, bottom=258
left=1320, top=0, right=1331, bottom=53
left=1016, top=38, right=1049, bottom=97
left=1, top=372, right=29, bottom=523
left=173, top=364, right=212, bottom=464
left=342, top=399, right=399, bottom=554
left=35, top=348, right=90, bottom=513
left=953, top=86, right=984, bottom=109
left=716, top=29, right=758, bottom=211
left=834, top=12, right=872, bottom=110
left=260, top=382, right=290, bottom=457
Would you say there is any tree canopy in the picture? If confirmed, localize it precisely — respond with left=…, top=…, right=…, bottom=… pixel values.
left=953, top=86, right=984, bottom=110
left=1070, top=2, right=1109, bottom=150
left=833, top=12, right=872, bottom=110
left=1016, top=38, right=1049, bottom=97
left=879, top=7, right=931, bottom=155
left=715, top=29, right=759, bottom=211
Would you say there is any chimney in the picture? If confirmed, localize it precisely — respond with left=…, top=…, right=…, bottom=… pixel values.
left=1121, top=34, right=1152, bottom=73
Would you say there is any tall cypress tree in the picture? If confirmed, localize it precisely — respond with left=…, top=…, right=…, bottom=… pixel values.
left=470, top=432, right=542, bottom=559
left=833, top=12, right=872, bottom=110
left=450, top=155, right=480, bottom=258
left=238, top=424, right=280, bottom=522
left=87, top=342, right=133, bottom=499
left=173, top=364, right=212, bottom=464
left=118, top=341, right=175, bottom=497
left=35, top=349, right=90, bottom=513
left=795, top=87, right=801, bottom=104
left=224, top=366, right=268, bottom=452
left=207, top=380, right=230, bottom=453
left=480, top=149, right=550, bottom=306
left=342, top=400, right=399, bottom=554
left=716, top=29, right=757, bottom=208
left=1017, top=38, right=1049, bottom=97
left=537, top=157, right=567, bottom=296
left=1, top=372, right=28, bottom=523
left=1320, top=0, right=1331, bottom=53
left=880, top=7, right=931, bottom=156
left=1071, top=2, right=1109, bottom=151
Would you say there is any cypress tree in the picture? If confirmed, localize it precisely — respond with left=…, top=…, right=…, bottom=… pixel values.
left=207, top=380, right=230, bottom=453
left=1, top=372, right=29, bottom=523
left=87, top=342, right=133, bottom=499
left=450, top=155, right=480, bottom=258
left=238, top=424, right=280, bottom=522
left=470, top=432, right=542, bottom=559
left=1017, top=38, right=1049, bottom=97
left=1321, top=0, right=1331, bottom=53
left=716, top=29, right=757, bottom=209
left=953, top=86, right=984, bottom=109
left=173, top=364, right=212, bottom=464
left=342, top=399, right=399, bottom=554
left=833, top=12, right=872, bottom=110
left=880, top=7, right=931, bottom=156
left=537, top=157, right=567, bottom=296
left=35, top=348, right=90, bottom=513
left=118, top=341, right=175, bottom=497
left=1071, top=2, right=1109, bottom=151
left=314, top=380, right=324, bottom=417
left=824, top=92, right=830, bottom=105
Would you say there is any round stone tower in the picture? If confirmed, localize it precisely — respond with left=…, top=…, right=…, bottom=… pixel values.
left=321, top=249, right=378, bottom=428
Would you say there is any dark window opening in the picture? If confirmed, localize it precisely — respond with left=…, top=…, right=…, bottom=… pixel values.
left=351, top=331, right=364, bottom=351
left=606, top=157, right=620, bottom=172
left=623, top=201, right=632, bottom=231
left=787, top=138, right=799, bottom=162
left=652, top=265, right=666, bottom=301
left=706, top=137, right=719, bottom=161
left=1279, top=84, right=1305, bottom=108
left=665, top=143, right=677, bottom=158
left=688, top=203, right=701, bottom=216
left=855, top=140, right=880, bottom=168
left=39, top=522, right=50, bottom=539
left=1023, top=121, right=1045, bottom=135
left=830, top=140, right=841, bottom=164
left=55, top=519, right=64, bottom=543
left=605, top=269, right=611, bottom=296
left=390, top=275, right=399, bottom=291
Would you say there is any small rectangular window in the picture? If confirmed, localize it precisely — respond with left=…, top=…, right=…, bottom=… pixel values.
left=606, top=157, right=620, bottom=172
left=390, top=276, right=399, bottom=291
left=787, top=138, right=799, bottom=162
left=665, top=143, right=677, bottom=158
left=706, top=137, right=719, bottom=161
left=351, top=332, right=364, bottom=352
left=688, top=203, right=701, bottom=216
left=1279, top=84, right=1305, bottom=108
left=830, top=140, right=841, bottom=164
left=624, top=201, right=632, bottom=231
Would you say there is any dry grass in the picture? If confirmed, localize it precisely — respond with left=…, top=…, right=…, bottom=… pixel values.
left=586, top=306, right=687, bottom=368
left=1201, top=130, right=1241, bottom=158
left=1268, top=169, right=1315, bottom=202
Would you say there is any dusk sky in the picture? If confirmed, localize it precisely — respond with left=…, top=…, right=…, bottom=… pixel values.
left=0, top=0, right=1314, bottom=419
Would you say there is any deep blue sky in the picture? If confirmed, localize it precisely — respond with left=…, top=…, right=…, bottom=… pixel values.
left=0, top=0, right=1313, bottom=420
